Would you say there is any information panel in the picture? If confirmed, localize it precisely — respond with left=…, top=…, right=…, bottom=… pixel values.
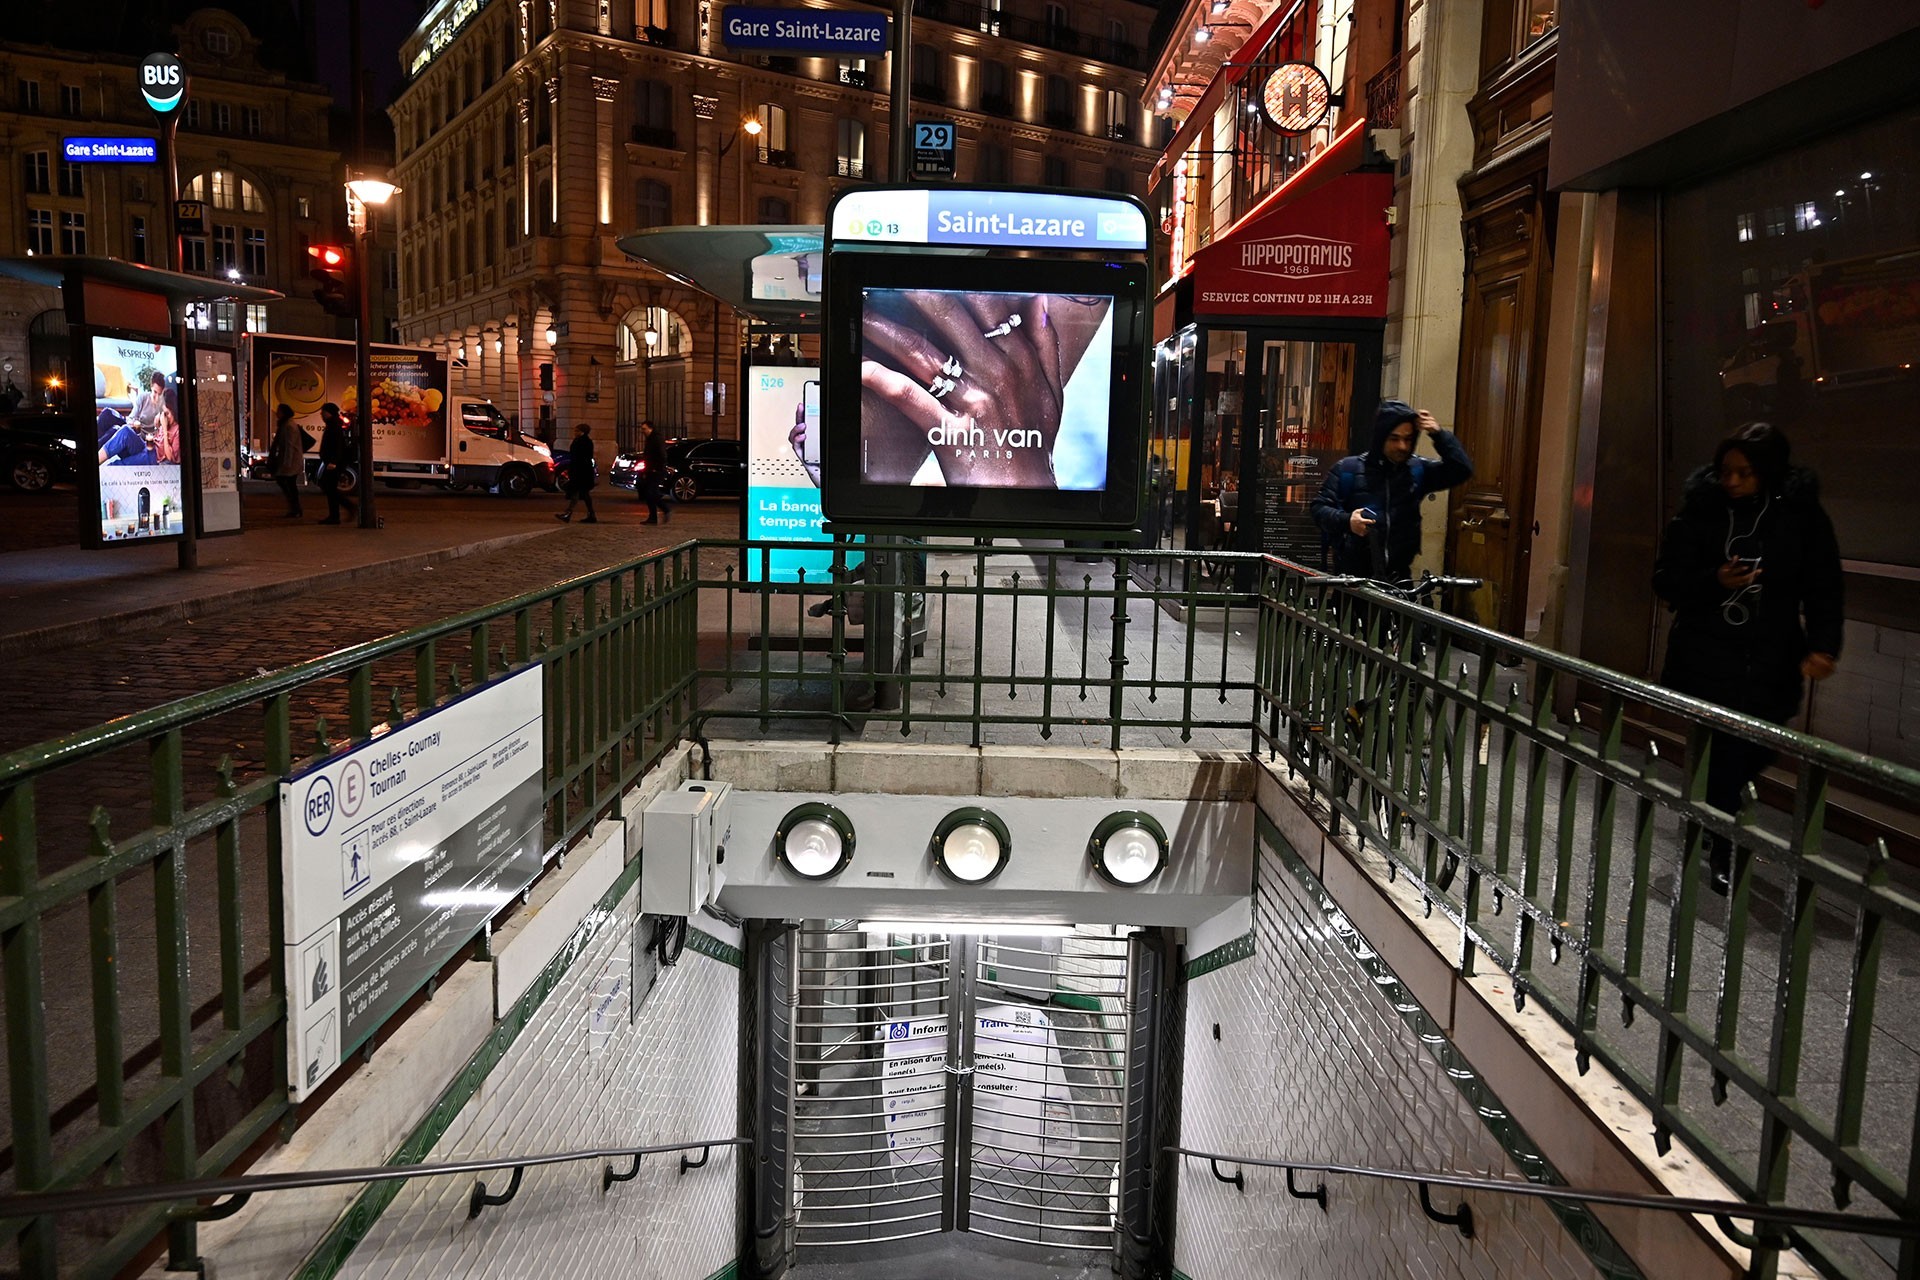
left=281, top=666, right=544, bottom=1101
left=745, top=363, right=860, bottom=583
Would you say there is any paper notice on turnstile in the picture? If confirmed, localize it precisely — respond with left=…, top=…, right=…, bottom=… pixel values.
left=973, top=1002, right=1078, bottom=1169
left=882, top=1017, right=947, bottom=1168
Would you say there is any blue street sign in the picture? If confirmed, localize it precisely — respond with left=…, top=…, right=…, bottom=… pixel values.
left=64, top=136, right=159, bottom=163
left=719, top=5, right=888, bottom=53
left=911, top=121, right=955, bottom=180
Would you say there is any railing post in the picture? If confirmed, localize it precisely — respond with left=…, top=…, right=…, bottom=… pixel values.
left=2, top=778, right=55, bottom=1278
left=1109, top=553, right=1130, bottom=752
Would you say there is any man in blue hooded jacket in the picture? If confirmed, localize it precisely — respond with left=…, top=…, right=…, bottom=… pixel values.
left=1310, top=399, right=1473, bottom=581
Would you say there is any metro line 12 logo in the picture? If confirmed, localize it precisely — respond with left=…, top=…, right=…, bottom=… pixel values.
left=304, top=775, right=336, bottom=837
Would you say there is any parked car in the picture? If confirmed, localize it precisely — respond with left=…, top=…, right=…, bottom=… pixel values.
left=1, top=413, right=81, bottom=492
left=609, top=436, right=745, bottom=502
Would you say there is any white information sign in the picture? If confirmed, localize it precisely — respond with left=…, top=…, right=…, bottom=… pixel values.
left=281, top=665, right=544, bottom=1100
left=880, top=1001, right=1077, bottom=1170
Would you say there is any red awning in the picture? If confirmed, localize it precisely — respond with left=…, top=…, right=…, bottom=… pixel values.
left=1188, top=127, right=1390, bottom=320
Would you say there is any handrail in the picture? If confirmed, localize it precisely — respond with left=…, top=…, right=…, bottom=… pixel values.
left=1167, top=1146, right=1920, bottom=1246
left=0, top=1137, right=748, bottom=1223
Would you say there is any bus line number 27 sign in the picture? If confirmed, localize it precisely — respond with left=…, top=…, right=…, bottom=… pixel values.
left=912, top=121, right=956, bottom=180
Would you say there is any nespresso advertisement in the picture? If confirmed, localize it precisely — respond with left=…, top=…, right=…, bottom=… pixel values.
left=92, top=335, right=185, bottom=542
left=858, top=288, right=1114, bottom=490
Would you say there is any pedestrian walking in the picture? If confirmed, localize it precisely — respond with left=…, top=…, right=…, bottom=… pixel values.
left=1310, top=400, right=1473, bottom=581
left=315, top=402, right=358, bottom=524
left=637, top=423, right=671, bottom=524
left=556, top=423, right=599, bottom=523
left=269, top=403, right=311, bottom=517
left=1653, top=421, right=1842, bottom=894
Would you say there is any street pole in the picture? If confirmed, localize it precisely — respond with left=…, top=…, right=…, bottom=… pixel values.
left=890, top=0, right=913, bottom=180
left=350, top=0, right=376, bottom=529
left=159, top=105, right=199, bottom=569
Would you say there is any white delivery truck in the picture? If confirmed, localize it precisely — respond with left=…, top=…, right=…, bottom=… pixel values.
left=245, top=333, right=553, bottom=495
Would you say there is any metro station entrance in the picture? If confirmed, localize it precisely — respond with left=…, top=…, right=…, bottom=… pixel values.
left=786, top=922, right=1142, bottom=1262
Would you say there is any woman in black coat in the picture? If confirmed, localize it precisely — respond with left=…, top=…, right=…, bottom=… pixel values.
left=1653, top=422, right=1842, bottom=890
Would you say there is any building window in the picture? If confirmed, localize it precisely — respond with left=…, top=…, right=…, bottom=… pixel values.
left=59, top=210, right=86, bottom=255
left=26, top=209, right=54, bottom=255
left=1794, top=200, right=1820, bottom=231
left=61, top=84, right=83, bottom=116
left=911, top=44, right=943, bottom=99
left=214, top=102, right=232, bottom=132
left=246, top=303, right=268, bottom=332
left=836, top=118, right=866, bottom=178
left=1044, top=75, right=1072, bottom=129
left=757, top=195, right=792, bottom=224
left=1105, top=165, right=1130, bottom=193
left=297, top=195, right=311, bottom=219
left=1104, top=89, right=1131, bottom=141
left=755, top=103, right=790, bottom=162
left=187, top=171, right=265, bottom=213
left=182, top=237, right=207, bottom=272
left=1043, top=2, right=1069, bottom=44
left=978, top=141, right=1007, bottom=184
left=205, top=27, right=232, bottom=54
left=22, top=151, right=50, bottom=195
left=18, top=80, right=40, bottom=111
left=980, top=60, right=1008, bottom=113
left=1521, top=0, right=1557, bottom=41
left=1763, top=205, right=1787, bottom=237
left=385, top=250, right=400, bottom=290
left=131, top=215, right=148, bottom=264
left=58, top=160, right=84, bottom=197
left=839, top=58, right=870, bottom=89
left=1043, top=155, right=1069, bottom=186
left=211, top=225, right=237, bottom=271
left=635, top=178, right=671, bottom=228
left=186, top=99, right=201, bottom=128
left=632, top=77, right=674, bottom=147
left=243, top=105, right=262, bottom=136
left=243, top=227, right=268, bottom=276
left=1735, top=211, right=1754, bottom=243
left=978, top=0, right=1000, bottom=35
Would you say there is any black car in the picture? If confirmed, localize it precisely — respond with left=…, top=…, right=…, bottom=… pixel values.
left=1, top=413, right=81, bottom=492
left=609, top=436, right=746, bottom=502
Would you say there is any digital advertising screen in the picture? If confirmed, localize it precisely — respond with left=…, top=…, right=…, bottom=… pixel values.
left=745, top=363, right=861, bottom=583
left=91, top=334, right=185, bottom=542
left=858, top=288, right=1115, bottom=491
left=822, top=249, right=1148, bottom=530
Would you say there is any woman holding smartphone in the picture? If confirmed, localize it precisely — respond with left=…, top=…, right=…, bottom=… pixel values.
left=1653, top=421, right=1842, bottom=893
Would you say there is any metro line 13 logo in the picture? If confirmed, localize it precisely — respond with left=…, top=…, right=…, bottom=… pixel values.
left=304, top=774, right=336, bottom=837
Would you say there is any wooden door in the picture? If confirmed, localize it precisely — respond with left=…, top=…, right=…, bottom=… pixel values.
left=1447, top=183, right=1549, bottom=633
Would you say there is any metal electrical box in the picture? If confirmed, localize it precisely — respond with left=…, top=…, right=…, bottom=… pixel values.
left=641, top=780, right=733, bottom=916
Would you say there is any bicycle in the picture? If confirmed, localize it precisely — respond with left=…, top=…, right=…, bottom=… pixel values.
left=1295, top=572, right=1483, bottom=885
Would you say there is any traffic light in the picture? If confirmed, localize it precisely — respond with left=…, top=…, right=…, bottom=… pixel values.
left=307, top=243, right=354, bottom=317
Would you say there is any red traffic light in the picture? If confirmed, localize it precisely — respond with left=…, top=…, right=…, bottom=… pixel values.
left=308, top=244, right=348, bottom=270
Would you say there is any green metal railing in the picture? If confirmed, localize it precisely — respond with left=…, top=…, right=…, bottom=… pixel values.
left=3, top=539, right=1918, bottom=1279
left=0, top=546, right=698, bottom=1278
left=1254, top=569, right=1920, bottom=1280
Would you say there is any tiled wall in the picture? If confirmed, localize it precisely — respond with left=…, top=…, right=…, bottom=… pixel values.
left=1173, top=836, right=1617, bottom=1280
left=337, top=889, right=741, bottom=1280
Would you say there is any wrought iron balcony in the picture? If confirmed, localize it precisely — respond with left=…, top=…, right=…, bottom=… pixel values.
left=1366, top=54, right=1401, bottom=129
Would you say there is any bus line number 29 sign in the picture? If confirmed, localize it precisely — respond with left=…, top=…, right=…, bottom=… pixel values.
left=912, top=121, right=956, bottom=180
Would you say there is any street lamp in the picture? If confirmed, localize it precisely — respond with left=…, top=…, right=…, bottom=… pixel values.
left=706, top=117, right=763, bottom=438
left=346, top=172, right=399, bottom=530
